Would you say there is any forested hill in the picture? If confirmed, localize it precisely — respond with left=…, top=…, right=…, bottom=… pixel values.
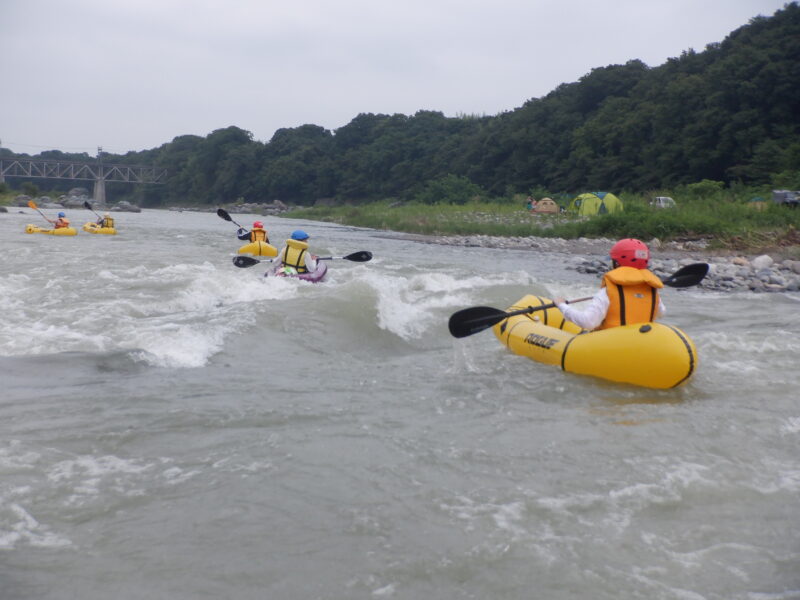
left=6, top=3, right=799, bottom=207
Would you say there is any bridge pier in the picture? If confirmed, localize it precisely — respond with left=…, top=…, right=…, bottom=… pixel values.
left=93, top=178, right=106, bottom=205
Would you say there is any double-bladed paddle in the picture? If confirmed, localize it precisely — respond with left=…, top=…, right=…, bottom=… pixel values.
left=216, top=208, right=245, bottom=229
left=448, top=262, right=709, bottom=339
left=27, top=200, right=50, bottom=223
left=232, top=251, right=373, bottom=268
left=83, top=200, right=102, bottom=219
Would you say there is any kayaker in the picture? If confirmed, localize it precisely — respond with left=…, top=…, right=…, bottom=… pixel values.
left=48, top=211, right=71, bottom=229
left=237, top=220, right=270, bottom=243
left=271, top=230, right=318, bottom=275
left=554, top=238, right=665, bottom=330
left=96, top=212, right=115, bottom=228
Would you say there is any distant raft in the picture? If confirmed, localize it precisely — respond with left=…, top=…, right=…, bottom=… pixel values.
left=492, top=294, right=697, bottom=389
left=25, top=224, right=78, bottom=236
left=237, top=240, right=277, bottom=257
left=83, top=222, right=117, bottom=235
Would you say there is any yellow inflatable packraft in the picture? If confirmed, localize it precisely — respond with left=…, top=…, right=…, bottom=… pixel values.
left=83, top=222, right=117, bottom=235
left=25, top=224, right=78, bottom=236
left=237, top=240, right=277, bottom=257
left=492, top=295, right=697, bottom=389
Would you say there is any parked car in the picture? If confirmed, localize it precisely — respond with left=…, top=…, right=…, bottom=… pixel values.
left=650, top=196, right=676, bottom=209
left=772, top=190, right=799, bottom=207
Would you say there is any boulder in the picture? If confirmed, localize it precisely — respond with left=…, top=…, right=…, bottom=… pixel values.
left=751, top=254, right=774, bottom=270
left=113, top=201, right=142, bottom=213
left=61, top=197, right=87, bottom=208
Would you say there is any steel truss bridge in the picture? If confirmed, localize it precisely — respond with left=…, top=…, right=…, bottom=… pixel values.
left=0, top=157, right=167, bottom=203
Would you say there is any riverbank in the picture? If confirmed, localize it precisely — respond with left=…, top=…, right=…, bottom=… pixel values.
left=384, top=232, right=800, bottom=293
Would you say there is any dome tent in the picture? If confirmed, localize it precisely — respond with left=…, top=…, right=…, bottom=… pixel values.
left=532, top=197, right=560, bottom=214
left=568, top=192, right=623, bottom=215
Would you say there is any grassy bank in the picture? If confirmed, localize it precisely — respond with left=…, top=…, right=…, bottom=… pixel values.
left=284, top=193, right=800, bottom=254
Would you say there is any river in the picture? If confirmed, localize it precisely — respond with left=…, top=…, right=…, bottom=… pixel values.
left=1, top=208, right=799, bottom=599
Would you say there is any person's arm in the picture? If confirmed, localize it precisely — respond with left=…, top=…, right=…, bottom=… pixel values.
left=305, top=253, right=318, bottom=271
left=237, top=228, right=250, bottom=240
left=273, top=247, right=286, bottom=267
left=555, top=288, right=609, bottom=331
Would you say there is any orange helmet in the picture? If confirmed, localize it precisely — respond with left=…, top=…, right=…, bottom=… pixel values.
left=610, top=238, right=649, bottom=268
left=253, top=221, right=264, bottom=229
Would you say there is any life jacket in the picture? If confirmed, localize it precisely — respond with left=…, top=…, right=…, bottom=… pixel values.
left=598, top=266, right=663, bottom=330
left=55, top=217, right=70, bottom=228
left=249, top=227, right=269, bottom=243
left=282, top=239, right=309, bottom=273
left=98, top=217, right=115, bottom=228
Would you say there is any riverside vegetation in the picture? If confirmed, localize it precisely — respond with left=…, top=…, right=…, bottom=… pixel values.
left=283, top=180, right=800, bottom=257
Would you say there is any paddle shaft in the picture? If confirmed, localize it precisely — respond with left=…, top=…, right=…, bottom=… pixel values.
left=84, top=201, right=102, bottom=218
left=232, top=250, right=372, bottom=268
left=448, top=296, right=593, bottom=338
left=27, top=200, right=51, bottom=223
left=216, top=208, right=245, bottom=229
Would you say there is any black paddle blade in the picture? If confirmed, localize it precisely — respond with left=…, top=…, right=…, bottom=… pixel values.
left=448, top=306, right=509, bottom=338
left=345, top=250, right=373, bottom=262
left=217, top=208, right=232, bottom=221
left=662, top=262, right=709, bottom=288
left=232, top=255, right=260, bottom=268
left=83, top=201, right=92, bottom=210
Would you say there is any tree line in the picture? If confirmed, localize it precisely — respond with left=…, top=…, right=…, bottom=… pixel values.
left=3, top=2, right=798, bottom=207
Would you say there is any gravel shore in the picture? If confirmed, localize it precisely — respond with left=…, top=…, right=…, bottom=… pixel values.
left=390, top=232, right=800, bottom=293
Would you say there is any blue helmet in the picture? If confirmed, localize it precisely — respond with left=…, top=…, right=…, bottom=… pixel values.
left=291, top=230, right=309, bottom=241
left=58, top=212, right=66, bottom=217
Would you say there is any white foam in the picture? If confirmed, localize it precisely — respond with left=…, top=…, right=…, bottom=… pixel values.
left=782, top=417, right=800, bottom=434
left=359, top=268, right=531, bottom=341
left=0, top=259, right=301, bottom=367
left=0, top=503, right=71, bottom=550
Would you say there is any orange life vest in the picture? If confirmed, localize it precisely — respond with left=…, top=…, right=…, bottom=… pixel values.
left=249, top=228, right=269, bottom=243
left=55, top=217, right=70, bottom=229
left=598, top=266, right=663, bottom=329
left=282, top=239, right=309, bottom=273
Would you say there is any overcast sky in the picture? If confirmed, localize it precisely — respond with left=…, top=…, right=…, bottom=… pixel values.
left=0, top=0, right=788, bottom=156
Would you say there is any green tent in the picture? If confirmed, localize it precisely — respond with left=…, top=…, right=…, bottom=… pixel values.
left=568, top=192, right=624, bottom=215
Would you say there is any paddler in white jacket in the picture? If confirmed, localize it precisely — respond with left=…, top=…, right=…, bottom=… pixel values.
left=555, top=238, right=665, bottom=330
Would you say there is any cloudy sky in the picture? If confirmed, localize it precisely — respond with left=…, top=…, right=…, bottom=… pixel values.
left=0, top=0, right=788, bottom=156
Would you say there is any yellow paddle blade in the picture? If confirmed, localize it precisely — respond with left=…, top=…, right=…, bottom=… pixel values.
left=27, top=200, right=38, bottom=210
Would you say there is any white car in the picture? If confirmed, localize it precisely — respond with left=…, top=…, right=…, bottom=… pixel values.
left=650, top=196, right=676, bottom=209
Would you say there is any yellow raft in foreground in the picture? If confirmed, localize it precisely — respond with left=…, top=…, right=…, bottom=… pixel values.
left=237, top=240, right=277, bottom=256
left=492, top=294, right=697, bottom=389
left=83, top=222, right=117, bottom=235
left=25, top=224, right=78, bottom=236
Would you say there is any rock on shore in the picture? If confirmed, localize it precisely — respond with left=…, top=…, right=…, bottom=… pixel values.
left=406, top=233, right=800, bottom=293
left=574, top=255, right=800, bottom=293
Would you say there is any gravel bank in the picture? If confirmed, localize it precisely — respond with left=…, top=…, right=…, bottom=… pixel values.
left=390, top=232, right=800, bottom=293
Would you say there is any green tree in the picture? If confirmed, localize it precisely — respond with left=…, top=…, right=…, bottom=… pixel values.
left=414, top=174, right=485, bottom=204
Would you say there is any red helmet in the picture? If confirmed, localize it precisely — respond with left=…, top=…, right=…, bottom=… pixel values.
left=610, top=238, right=649, bottom=268
left=252, top=221, right=264, bottom=229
